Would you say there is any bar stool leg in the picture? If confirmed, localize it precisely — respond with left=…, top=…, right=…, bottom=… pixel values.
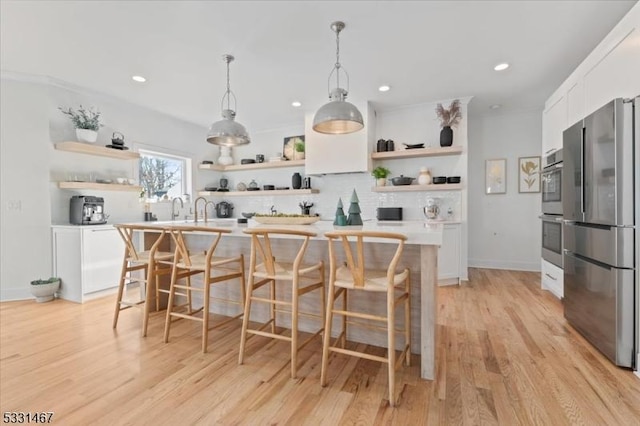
left=291, top=277, right=299, bottom=379
left=387, top=286, right=396, bottom=406
left=202, top=270, right=212, bottom=353
left=405, top=271, right=411, bottom=367
left=163, top=263, right=180, bottom=344
left=238, top=270, right=255, bottom=365
left=113, top=256, right=129, bottom=329
left=142, top=261, right=155, bottom=337
left=270, top=279, right=276, bottom=334
left=320, top=278, right=336, bottom=387
left=239, top=255, right=246, bottom=309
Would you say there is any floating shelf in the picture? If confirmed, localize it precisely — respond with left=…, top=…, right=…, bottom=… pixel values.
left=58, top=182, right=143, bottom=192
left=197, top=189, right=319, bottom=197
left=371, top=146, right=463, bottom=160
left=199, top=159, right=305, bottom=172
left=372, top=184, right=462, bottom=192
left=55, top=141, right=140, bottom=160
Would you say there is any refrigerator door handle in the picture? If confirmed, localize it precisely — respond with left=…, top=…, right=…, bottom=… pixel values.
left=580, top=126, right=585, bottom=215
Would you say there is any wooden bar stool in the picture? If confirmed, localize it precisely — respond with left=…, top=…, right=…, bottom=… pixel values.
left=112, top=224, right=174, bottom=336
left=239, top=228, right=325, bottom=378
left=321, top=230, right=411, bottom=406
left=163, top=226, right=245, bottom=353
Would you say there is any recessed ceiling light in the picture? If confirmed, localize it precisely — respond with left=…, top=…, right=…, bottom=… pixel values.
left=291, top=101, right=302, bottom=107
left=378, top=85, right=391, bottom=92
left=132, top=75, right=146, bottom=83
left=494, top=63, right=509, bottom=71
left=490, top=104, right=502, bottom=109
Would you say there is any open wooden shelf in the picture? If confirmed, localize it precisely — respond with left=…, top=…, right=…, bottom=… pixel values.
left=197, top=189, right=319, bottom=197
left=371, top=146, right=463, bottom=160
left=58, top=182, right=143, bottom=192
left=55, top=141, right=140, bottom=160
left=372, top=184, right=462, bottom=192
left=199, top=159, right=305, bottom=172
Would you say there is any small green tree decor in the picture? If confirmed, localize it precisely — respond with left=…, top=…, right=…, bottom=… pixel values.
left=346, top=189, right=363, bottom=226
left=59, top=105, right=103, bottom=143
left=333, top=198, right=347, bottom=226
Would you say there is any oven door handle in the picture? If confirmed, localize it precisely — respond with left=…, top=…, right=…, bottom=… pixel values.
left=539, top=215, right=564, bottom=222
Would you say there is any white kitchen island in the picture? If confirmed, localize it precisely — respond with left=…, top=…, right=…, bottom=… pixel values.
left=123, top=218, right=442, bottom=380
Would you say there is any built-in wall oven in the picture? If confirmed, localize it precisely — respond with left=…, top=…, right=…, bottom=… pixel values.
left=540, top=214, right=563, bottom=268
left=541, top=149, right=563, bottom=215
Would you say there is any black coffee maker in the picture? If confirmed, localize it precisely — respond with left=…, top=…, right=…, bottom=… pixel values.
left=70, top=195, right=107, bottom=225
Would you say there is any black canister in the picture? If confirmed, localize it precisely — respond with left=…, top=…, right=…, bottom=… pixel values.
left=386, top=139, right=395, bottom=152
left=376, top=139, right=387, bottom=152
left=292, top=172, right=302, bottom=189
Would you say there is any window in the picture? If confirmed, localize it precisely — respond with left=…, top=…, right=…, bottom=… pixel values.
left=139, top=149, right=192, bottom=202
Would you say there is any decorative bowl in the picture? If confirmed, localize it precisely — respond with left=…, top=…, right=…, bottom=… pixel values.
left=253, top=215, right=320, bottom=225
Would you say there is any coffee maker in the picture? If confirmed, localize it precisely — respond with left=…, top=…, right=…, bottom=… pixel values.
left=70, top=195, right=107, bottom=225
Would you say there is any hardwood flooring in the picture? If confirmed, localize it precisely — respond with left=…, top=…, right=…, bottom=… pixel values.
left=1, top=268, right=639, bottom=425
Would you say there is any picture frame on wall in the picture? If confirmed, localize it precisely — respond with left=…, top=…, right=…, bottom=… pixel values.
left=283, top=135, right=305, bottom=161
left=485, top=158, right=506, bottom=194
left=518, top=156, right=541, bottom=193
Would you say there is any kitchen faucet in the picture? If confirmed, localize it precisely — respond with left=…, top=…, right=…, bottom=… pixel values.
left=205, top=201, right=215, bottom=222
left=171, top=197, right=184, bottom=221
left=194, top=196, right=207, bottom=223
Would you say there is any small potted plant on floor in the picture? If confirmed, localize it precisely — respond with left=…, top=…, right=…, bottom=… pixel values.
left=59, top=105, right=103, bottom=143
left=30, top=277, right=60, bottom=303
left=372, top=166, right=391, bottom=186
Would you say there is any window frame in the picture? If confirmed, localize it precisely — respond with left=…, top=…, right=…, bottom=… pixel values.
left=137, top=146, right=193, bottom=202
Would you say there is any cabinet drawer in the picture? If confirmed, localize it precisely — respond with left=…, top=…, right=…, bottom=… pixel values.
left=541, top=259, right=563, bottom=299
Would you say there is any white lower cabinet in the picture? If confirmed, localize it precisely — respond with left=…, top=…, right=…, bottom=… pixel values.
left=541, top=258, right=563, bottom=299
left=438, top=224, right=461, bottom=285
left=52, top=226, right=124, bottom=303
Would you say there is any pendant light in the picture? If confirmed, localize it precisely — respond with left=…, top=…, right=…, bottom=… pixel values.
left=206, top=54, right=250, bottom=146
left=313, top=21, right=364, bottom=134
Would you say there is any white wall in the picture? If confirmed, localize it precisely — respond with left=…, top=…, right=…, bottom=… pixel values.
left=468, top=110, right=542, bottom=271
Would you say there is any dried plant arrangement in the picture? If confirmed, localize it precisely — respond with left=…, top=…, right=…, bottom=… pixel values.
left=435, top=99, right=462, bottom=128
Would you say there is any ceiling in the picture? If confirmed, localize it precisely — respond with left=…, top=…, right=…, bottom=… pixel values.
left=1, top=1, right=636, bottom=132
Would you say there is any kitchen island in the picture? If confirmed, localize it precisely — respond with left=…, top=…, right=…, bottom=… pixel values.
left=123, top=218, right=442, bottom=380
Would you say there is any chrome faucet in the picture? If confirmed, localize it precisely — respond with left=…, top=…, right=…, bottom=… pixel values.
left=204, top=201, right=216, bottom=222
left=171, top=197, right=184, bottom=221
left=194, top=196, right=207, bottom=223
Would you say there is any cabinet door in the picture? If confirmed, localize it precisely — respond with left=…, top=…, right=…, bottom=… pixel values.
left=542, top=96, right=567, bottom=154
left=438, top=225, right=460, bottom=283
left=82, top=228, right=123, bottom=294
left=566, top=81, right=585, bottom=126
left=52, top=228, right=83, bottom=303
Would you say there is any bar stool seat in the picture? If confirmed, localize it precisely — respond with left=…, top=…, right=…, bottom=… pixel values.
left=163, top=226, right=245, bottom=354
left=334, top=266, right=409, bottom=291
left=113, top=224, right=173, bottom=336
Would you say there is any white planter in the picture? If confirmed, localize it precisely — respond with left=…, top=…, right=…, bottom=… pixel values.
left=76, top=128, right=98, bottom=143
left=294, top=151, right=305, bottom=160
left=218, top=146, right=234, bottom=166
left=376, top=178, right=387, bottom=187
left=30, top=280, right=60, bottom=303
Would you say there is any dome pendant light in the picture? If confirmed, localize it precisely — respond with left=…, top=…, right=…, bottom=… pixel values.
left=206, top=54, right=250, bottom=146
left=312, top=21, right=364, bottom=135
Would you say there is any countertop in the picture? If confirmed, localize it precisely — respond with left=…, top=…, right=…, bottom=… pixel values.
left=111, top=219, right=444, bottom=246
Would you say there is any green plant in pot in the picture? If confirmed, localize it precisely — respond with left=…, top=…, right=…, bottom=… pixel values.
left=294, top=140, right=305, bottom=160
left=372, top=166, right=391, bottom=186
left=30, top=277, right=61, bottom=303
left=59, top=105, right=104, bottom=143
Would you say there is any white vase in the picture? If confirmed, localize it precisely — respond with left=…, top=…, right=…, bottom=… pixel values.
left=76, top=128, right=98, bottom=143
left=418, top=167, right=432, bottom=185
left=218, top=146, right=233, bottom=166
left=294, top=151, right=305, bottom=160
left=30, top=280, right=60, bottom=303
left=377, top=178, right=387, bottom=187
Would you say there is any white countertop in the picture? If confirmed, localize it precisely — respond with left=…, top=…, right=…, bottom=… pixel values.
left=110, top=219, right=443, bottom=246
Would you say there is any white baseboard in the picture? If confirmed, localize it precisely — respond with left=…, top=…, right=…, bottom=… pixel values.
left=636, top=353, right=640, bottom=377
left=468, top=259, right=541, bottom=272
left=0, top=287, right=33, bottom=302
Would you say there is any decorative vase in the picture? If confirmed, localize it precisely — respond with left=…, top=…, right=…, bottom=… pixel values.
left=376, top=178, right=387, bottom=187
left=218, top=146, right=233, bottom=166
left=418, top=167, right=432, bottom=185
left=440, top=126, right=453, bottom=147
left=76, top=128, right=98, bottom=143
left=30, top=280, right=60, bottom=303
left=292, top=172, right=302, bottom=189
left=294, top=150, right=305, bottom=160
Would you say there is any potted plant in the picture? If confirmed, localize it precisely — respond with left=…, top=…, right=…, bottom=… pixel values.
left=30, top=277, right=60, bottom=303
left=59, top=105, right=103, bottom=143
left=435, top=99, right=462, bottom=147
left=372, top=166, right=391, bottom=186
left=294, top=139, right=305, bottom=160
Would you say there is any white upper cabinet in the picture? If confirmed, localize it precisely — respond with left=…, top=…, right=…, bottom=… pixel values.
left=566, top=81, right=585, bottom=127
left=304, top=101, right=375, bottom=175
left=542, top=95, right=567, bottom=154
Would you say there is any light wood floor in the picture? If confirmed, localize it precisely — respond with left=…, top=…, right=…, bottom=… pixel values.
left=1, top=268, right=639, bottom=425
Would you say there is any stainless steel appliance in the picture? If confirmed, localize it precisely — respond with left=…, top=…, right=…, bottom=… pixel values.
left=562, top=97, right=637, bottom=368
left=215, top=201, right=233, bottom=218
left=541, top=149, right=563, bottom=215
left=377, top=207, right=403, bottom=221
left=540, top=214, right=563, bottom=268
left=70, top=195, right=107, bottom=225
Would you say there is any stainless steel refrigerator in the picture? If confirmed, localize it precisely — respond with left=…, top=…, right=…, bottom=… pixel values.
left=562, top=97, right=638, bottom=369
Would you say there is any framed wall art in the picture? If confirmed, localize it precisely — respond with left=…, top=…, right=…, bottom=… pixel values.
left=283, top=135, right=305, bottom=160
left=485, top=158, right=506, bottom=194
left=518, top=156, right=541, bottom=193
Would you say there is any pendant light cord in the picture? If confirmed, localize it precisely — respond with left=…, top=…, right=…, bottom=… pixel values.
left=220, top=55, right=238, bottom=113
left=335, top=29, right=341, bottom=89
left=327, top=24, right=349, bottom=97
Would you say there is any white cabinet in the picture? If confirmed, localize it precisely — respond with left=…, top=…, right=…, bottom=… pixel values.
left=541, top=258, right=563, bottom=299
left=566, top=81, right=585, bottom=127
left=52, top=225, right=124, bottom=303
left=542, top=95, right=567, bottom=154
left=303, top=102, right=375, bottom=175
left=438, top=224, right=461, bottom=285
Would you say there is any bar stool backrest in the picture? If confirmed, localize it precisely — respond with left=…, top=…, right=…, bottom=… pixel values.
left=114, top=224, right=167, bottom=262
left=242, top=228, right=318, bottom=275
left=167, top=226, right=231, bottom=268
left=324, top=230, right=407, bottom=289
